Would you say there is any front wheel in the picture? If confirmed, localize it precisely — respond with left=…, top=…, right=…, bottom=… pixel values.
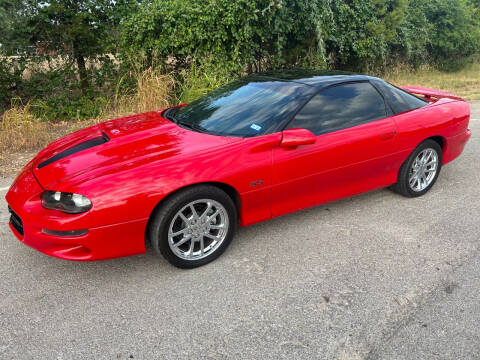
left=149, top=185, right=237, bottom=268
left=391, top=139, right=442, bottom=197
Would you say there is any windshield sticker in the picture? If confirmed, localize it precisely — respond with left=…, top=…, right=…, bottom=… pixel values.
left=250, top=123, right=263, bottom=132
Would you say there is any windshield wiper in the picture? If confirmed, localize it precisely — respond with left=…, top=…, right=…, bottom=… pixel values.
left=177, top=120, right=209, bottom=133
left=163, top=107, right=179, bottom=123
left=164, top=107, right=209, bottom=133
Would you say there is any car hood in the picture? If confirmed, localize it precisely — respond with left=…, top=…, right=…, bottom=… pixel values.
left=32, top=110, right=241, bottom=189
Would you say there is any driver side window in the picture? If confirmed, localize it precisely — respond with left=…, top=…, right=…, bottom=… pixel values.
left=287, top=82, right=387, bottom=135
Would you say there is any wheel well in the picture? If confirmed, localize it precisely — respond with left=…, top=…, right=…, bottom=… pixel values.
left=427, top=136, right=446, bottom=152
left=392, top=135, right=447, bottom=186
left=205, top=182, right=241, bottom=215
left=145, top=182, right=241, bottom=241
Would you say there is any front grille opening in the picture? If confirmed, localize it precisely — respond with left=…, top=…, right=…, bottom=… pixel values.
left=8, top=206, right=24, bottom=236
left=42, top=228, right=88, bottom=237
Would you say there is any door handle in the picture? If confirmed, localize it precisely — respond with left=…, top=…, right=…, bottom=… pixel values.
left=380, top=131, right=396, bottom=140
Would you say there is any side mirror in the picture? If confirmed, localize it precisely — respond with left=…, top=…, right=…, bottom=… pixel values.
left=280, top=128, right=316, bottom=147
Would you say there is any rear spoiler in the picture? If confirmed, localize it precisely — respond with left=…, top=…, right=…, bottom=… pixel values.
left=400, top=86, right=464, bottom=101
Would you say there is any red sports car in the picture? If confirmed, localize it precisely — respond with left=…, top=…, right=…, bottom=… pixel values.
left=6, top=70, right=471, bottom=268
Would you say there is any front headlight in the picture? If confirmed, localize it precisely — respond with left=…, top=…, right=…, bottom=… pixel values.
left=41, top=191, right=92, bottom=214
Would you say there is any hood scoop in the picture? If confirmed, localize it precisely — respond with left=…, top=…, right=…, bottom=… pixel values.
left=37, top=132, right=110, bottom=169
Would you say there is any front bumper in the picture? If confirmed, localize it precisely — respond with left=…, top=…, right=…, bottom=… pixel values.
left=5, top=164, right=147, bottom=261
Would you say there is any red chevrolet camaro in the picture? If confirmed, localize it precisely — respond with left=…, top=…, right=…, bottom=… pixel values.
left=6, top=70, right=471, bottom=268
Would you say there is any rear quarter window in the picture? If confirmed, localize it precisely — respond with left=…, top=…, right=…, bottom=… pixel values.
left=373, top=80, right=428, bottom=115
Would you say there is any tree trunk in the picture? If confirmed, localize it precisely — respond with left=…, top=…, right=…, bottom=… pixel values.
left=73, top=44, right=89, bottom=91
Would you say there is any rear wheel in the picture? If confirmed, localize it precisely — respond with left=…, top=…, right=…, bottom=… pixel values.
left=391, top=139, right=442, bottom=197
left=149, top=185, right=237, bottom=268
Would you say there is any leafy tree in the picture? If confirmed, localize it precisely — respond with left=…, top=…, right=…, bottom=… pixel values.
left=391, top=0, right=432, bottom=66
left=0, top=0, right=29, bottom=54
left=19, top=0, right=139, bottom=91
left=121, top=0, right=422, bottom=72
left=121, top=0, right=333, bottom=73
left=0, top=1, right=15, bottom=50
left=368, top=0, right=408, bottom=42
left=423, top=0, right=480, bottom=63
left=0, top=1, right=30, bottom=107
left=325, top=0, right=383, bottom=70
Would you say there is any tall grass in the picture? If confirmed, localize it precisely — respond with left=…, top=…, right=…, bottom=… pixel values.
left=98, top=67, right=176, bottom=120
left=381, top=62, right=480, bottom=100
left=0, top=62, right=230, bottom=153
left=177, top=62, right=234, bottom=103
left=0, top=102, right=54, bottom=153
left=98, top=61, right=233, bottom=120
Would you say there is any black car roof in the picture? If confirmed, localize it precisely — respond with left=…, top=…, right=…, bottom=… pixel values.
left=247, top=69, right=379, bottom=88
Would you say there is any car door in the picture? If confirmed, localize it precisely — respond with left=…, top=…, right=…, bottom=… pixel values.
left=271, top=81, right=399, bottom=217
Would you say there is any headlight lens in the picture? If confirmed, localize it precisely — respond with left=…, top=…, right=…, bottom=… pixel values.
left=41, top=191, right=92, bottom=214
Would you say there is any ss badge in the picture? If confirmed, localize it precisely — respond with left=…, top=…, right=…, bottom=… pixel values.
left=250, top=180, right=264, bottom=187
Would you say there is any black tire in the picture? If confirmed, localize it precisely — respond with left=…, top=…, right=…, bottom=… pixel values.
left=148, top=185, right=237, bottom=268
left=391, top=139, right=442, bottom=197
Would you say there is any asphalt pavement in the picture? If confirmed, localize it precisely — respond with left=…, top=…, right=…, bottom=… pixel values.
left=1, top=102, right=479, bottom=360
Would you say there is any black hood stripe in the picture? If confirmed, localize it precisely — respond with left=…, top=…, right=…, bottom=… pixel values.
left=37, top=132, right=110, bottom=169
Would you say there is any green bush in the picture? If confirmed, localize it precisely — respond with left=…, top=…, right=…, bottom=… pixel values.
left=121, top=0, right=331, bottom=72
left=393, top=0, right=480, bottom=68
left=326, top=0, right=387, bottom=70
left=122, top=0, right=480, bottom=73
left=11, top=66, right=107, bottom=121
left=424, top=0, right=480, bottom=66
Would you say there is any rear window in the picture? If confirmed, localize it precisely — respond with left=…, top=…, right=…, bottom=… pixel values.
left=373, top=80, right=428, bottom=114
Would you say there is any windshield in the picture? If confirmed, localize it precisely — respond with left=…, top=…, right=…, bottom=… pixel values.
left=173, top=78, right=315, bottom=137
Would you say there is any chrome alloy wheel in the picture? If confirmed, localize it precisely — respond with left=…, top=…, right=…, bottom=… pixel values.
left=409, top=148, right=438, bottom=192
left=167, top=199, right=229, bottom=260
